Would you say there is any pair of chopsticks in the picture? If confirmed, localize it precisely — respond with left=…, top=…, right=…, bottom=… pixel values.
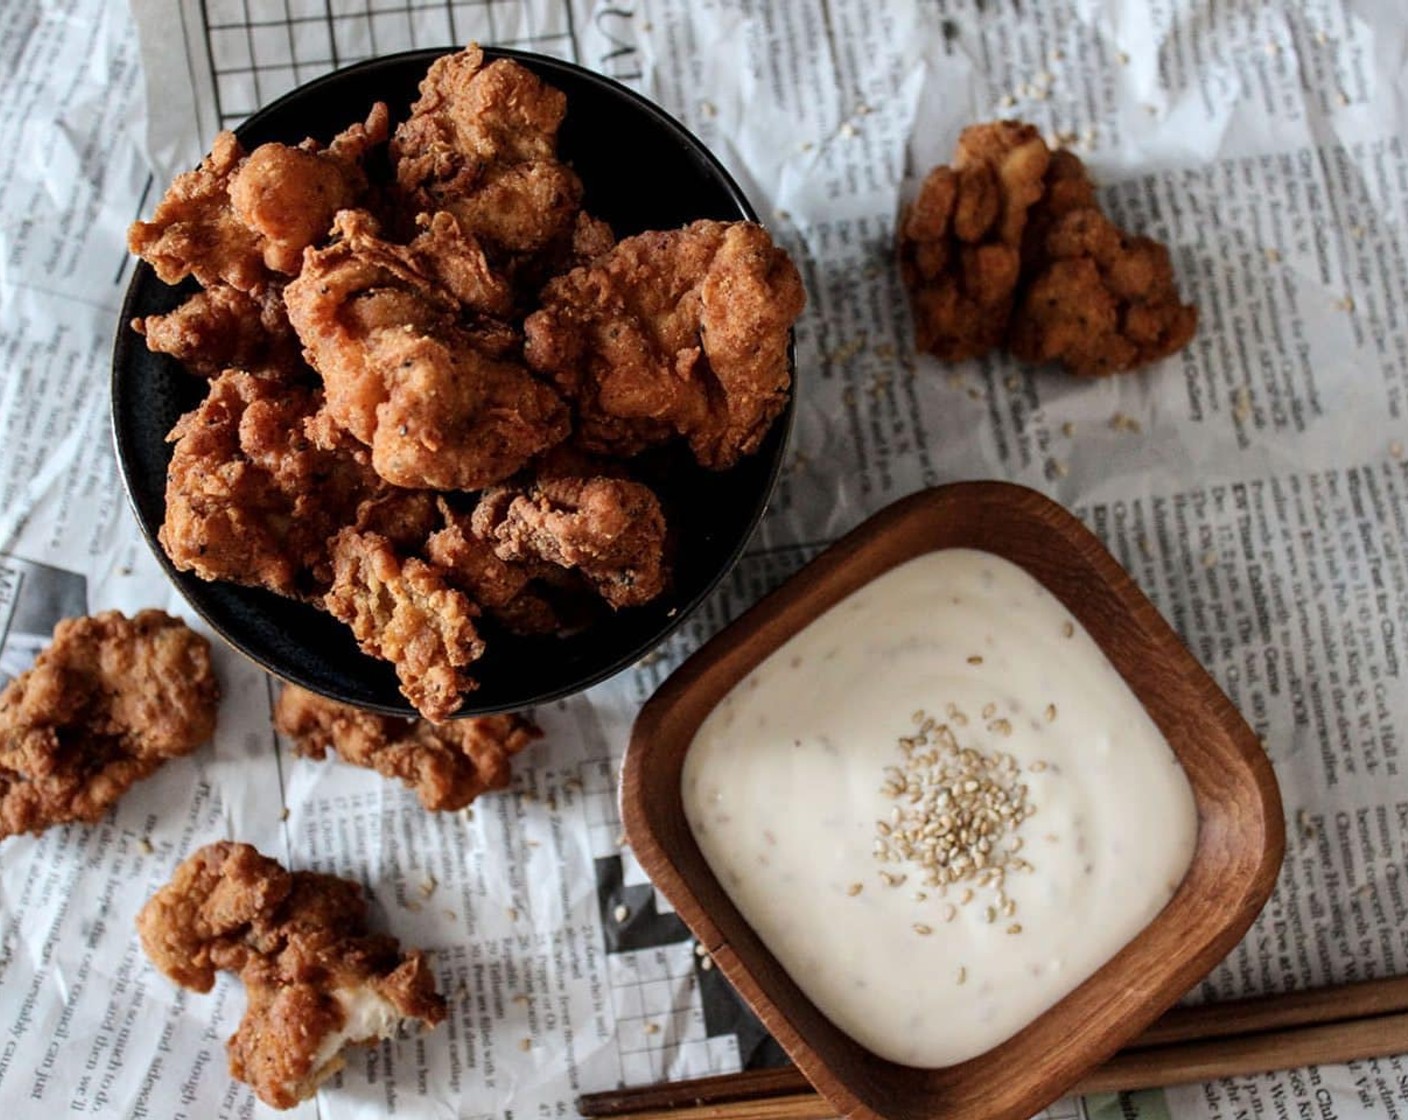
left=579, top=976, right=1408, bottom=1119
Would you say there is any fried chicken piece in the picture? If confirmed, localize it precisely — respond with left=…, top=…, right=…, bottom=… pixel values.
left=324, top=528, right=486, bottom=721
left=1011, top=152, right=1197, bottom=376
left=230, top=104, right=389, bottom=275
left=472, top=474, right=667, bottom=609
left=1018, top=148, right=1099, bottom=269
left=161, top=367, right=387, bottom=598
left=137, top=841, right=446, bottom=1110
left=898, top=121, right=1050, bottom=361
left=275, top=684, right=541, bottom=810
left=128, top=105, right=389, bottom=291
left=132, top=283, right=299, bottom=378
left=285, top=210, right=569, bottom=491
left=0, top=611, right=218, bottom=840
left=392, top=45, right=583, bottom=259
left=425, top=503, right=564, bottom=635
left=524, top=220, right=804, bottom=467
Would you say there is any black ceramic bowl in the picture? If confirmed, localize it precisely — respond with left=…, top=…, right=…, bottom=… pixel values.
left=112, top=46, right=792, bottom=717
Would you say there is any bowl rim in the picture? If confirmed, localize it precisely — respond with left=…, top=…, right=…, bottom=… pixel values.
left=622, top=480, right=1286, bottom=1120
left=111, top=44, right=794, bottom=718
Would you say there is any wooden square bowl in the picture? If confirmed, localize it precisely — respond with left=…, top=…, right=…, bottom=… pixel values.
left=621, top=481, right=1284, bottom=1120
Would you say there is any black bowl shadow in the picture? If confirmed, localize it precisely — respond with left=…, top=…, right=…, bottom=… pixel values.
left=112, top=46, right=793, bottom=717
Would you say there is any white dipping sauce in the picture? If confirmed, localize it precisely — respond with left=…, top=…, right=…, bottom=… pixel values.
left=682, top=548, right=1197, bottom=1068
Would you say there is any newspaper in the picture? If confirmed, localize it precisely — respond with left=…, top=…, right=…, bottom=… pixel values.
left=0, top=0, right=1404, bottom=1116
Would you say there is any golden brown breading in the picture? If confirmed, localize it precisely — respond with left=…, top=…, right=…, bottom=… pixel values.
left=898, top=121, right=1050, bottom=361
left=1010, top=152, right=1197, bottom=376
left=323, top=528, right=485, bottom=721
left=128, top=106, right=389, bottom=291
left=132, top=283, right=299, bottom=378
left=425, top=502, right=564, bottom=635
left=275, top=684, right=541, bottom=810
left=160, top=368, right=385, bottom=598
left=392, top=45, right=583, bottom=259
left=900, top=127, right=1196, bottom=375
left=0, top=611, right=218, bottom=840
left=472, top=475, right=668, bottom=609
left=284, top=210, right=569, bottom=491
left=229, top=103, right=389, bottom=275
left=137, top=841, right=446, bottom=1111
left=524, top=219, right=805, bottom=467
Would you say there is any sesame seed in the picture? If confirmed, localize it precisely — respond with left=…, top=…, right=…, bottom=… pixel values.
left=1062, top=621, right=1075, bottom=638
left=914, top=923, right=933, bottom=936
left=1118, top=50, right=1130, bottom=64
left=614, top=904, right=630, bottom=923
left=701, top=956, right=714, bottom=971
left=1007, top=923, right=1024, bottom=935
left=519, top=1038, right=533, bottom=1051
left=1265, top=247, right=1282, bottom=262
left=1031, top=760, right=1049, bottom=773
left=981, top=703, right=997, bottom=720
left=967, top=655, right=984, bottom=665
left=956, top=966, right=968, bottom=984
left=847, top=881, right=864, bottom=896
left=1391, top=441, right=1405, bottom=460
left=1061, top=421, right=1075, bottom=438
left=1044, top=704, right=1057, bottom=722
left=644, top=1022, right=661, bottom=1035
left=138, top=837, right=154, bottom=854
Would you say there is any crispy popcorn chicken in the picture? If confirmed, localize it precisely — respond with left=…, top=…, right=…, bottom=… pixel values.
left=137, top=842, right=446, bottom=1110
left=425, top=502, right=566, bottom=635
left=391, top=45, right=583, bottom=260
left=0, top=611, right=218, bottom=840
left=161, top=368, right=386, bottom=598
left=323, top=527, right=486, bottom=721
left=900, top=124, right=1196, bottom=375
left=524, top=219, right=805, bottom=467
left=275, top=684, right=541, bottom=810
left=1011, top=152, right=1198, bottom=376
left=284, top=210, right=569, bottom=491
left=131, top=283, right=299, bottom=378
left=128, top=105, right=389, bottom=291
left=472, top=474, right=668, bottom=609
left=898, top=121, right=1050, bottom=361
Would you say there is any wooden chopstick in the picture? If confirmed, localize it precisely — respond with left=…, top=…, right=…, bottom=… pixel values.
left=579, top=977, right=1408, bottom=1117
left=584, top=1013, right=1408, bottom=1120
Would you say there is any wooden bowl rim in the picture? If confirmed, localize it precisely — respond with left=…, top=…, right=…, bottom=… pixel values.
left=623, top=481, right=1285, bottom=1120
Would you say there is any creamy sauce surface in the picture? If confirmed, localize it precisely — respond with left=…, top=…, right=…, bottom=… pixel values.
left=682, top=548, right=1198, bottom=1068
